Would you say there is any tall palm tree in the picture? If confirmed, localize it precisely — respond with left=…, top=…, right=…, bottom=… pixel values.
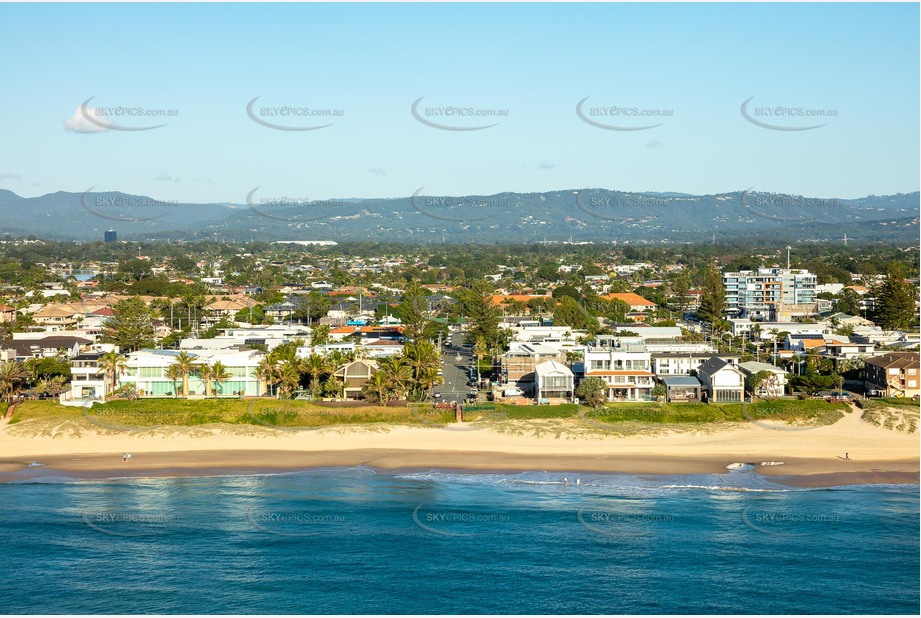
left=98, top=351, right=128, bottom=395
left=255, top=357, right=279, bottom=398
left=277, top=360, right=302, bottom=398
left=379, top=356, right=412, bottom=401
left=165, top=364, right=183, bottom=398
left=198, top=363, right=214, bottom=397
left=210, top=361, right=233, bottom=396
left=324, top=375, right=344, bottom=399
left=303, top=354, right=327, bottom=397
left=362, top=371, right=390, bottom=404
left=402, top=340, right=442, bottom=401
left=0, top=360, right=30, bottom=402
left=170, top=351, right=197, bottom=397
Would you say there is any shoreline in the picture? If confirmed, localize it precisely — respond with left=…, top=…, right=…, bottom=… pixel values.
left=1, top=448, right=917, bottom=487
left=2, top=404, right=917, bottom=488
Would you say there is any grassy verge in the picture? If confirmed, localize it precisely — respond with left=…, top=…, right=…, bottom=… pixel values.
left=857, top=397, right=920, bottom=411
left=7, top=398, right=847, bottom=431
left=9, top=399, right=455, bottom=429
left=587, top=399, right=846, bottom=425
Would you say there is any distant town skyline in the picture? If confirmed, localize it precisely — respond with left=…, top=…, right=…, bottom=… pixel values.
left=0, top=2, right=918, bottom=203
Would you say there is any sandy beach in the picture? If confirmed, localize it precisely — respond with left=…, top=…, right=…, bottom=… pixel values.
left=1, top=404, right=917, bottom=486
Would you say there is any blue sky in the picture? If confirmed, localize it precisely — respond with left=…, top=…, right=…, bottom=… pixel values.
left=0, top=2, right=917, bottom=203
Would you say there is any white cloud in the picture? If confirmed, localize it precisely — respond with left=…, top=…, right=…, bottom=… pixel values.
left=0, top=173, right=21, bottom=181
left=63, top=105, right=110, bottom=133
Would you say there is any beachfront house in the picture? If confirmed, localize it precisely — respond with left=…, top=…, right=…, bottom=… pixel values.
left=863, top=352, right=920, bottom=398
left=695, top=357, right=745, bottom=403
left=119, top=348, right=265, bottom=397
left=534, top=360, right=575, bottom=402
left=582, top=336, right=655, bottom=402
left=737, top=361, right=789, bottom=398
left=658, top=375, right=702, bottom=403
left=333, top=359, right=379, bottom=400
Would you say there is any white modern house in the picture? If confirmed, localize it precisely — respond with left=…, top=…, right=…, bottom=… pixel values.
left=119, top=348, right=265, bottom=397
left=69, top=352, right=114, bottom=401
left=582, top=336, right=655, bottom=402
left=696, top=357, right=745, bottom=403
left=534, top=360, right=575, bottom=402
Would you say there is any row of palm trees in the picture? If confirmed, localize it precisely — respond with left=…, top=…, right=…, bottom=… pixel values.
left=0, top=360, right=70, bottom=402
left=161, top=351, right=234, bottom=398
left=254, top=346, right=353, bottom=399
left=253, top=340, right=442, bottom=402
left=0, top=360, right=30, bottom=402
left=98, top=350, right=234, bottom=399
left=361, top=340, right=442, bottom=404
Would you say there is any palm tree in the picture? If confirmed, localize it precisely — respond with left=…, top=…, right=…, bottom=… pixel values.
left=198, top=363, right=214, bottom=397
left=210, top=361, right=233, bottom=396
left=98, top=351, right=128, bottom=395
left=379, top=356, right=412, bottom=401
left=165, top=364, right=183, bottom=398
left=277, top=360, right=302, bottom=398
left=473, top=338, right=488, bottom=386
left=255, top=357, right=279, bottom=398
left=170, top=351, right=197, bottom=397
left=303, top=354, right=327, bottom=397
left=324, top=375, right=344, bottom=399
left=403, top=340, right=442, bottom=401
left=0, top=360, right=30, bottom=402
left=362, top=371, right=390, bottom=404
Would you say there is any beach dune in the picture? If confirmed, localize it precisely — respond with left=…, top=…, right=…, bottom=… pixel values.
left=1, top=405, right=917, bottom=486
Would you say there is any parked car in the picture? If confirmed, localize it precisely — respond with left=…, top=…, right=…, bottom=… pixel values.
left=503, top=387, right=524, bottom=397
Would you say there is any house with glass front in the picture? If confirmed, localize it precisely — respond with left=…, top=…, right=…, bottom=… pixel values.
left=118, top=348, right=265, bottom=397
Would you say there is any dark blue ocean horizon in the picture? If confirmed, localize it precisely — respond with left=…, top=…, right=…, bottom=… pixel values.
left=1, top=466, right=917, bottom=614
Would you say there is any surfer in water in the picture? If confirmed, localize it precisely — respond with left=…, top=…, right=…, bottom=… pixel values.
left=563, top=477, right=569, bottom=486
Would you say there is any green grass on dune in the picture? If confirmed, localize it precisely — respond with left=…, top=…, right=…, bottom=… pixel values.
left=6, top=397, right=846, bottom=430
left=588, top=399, right=846, bottom=425
left=9, top=399, right=455, bottom=429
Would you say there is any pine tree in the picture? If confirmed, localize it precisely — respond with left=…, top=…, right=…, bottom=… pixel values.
left=873, top=262, right=918, bottom=330
left=696, top=266, right=725, bottom=327
left=101, top=297, right=156, bottom=352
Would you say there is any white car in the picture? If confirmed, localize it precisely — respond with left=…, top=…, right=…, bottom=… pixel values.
left=503, top=387, right=524, bottom=397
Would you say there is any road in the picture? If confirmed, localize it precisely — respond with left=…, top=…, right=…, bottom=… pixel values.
left=434, top=331, right=475, bottom=403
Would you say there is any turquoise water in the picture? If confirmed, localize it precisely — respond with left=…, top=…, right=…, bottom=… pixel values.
left=0, top=466, right=917, bottom=614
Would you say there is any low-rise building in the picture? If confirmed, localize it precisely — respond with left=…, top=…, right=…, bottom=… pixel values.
left=69, top=352, right=114, bottom=400
left=119, top=348, right=265, bottom=397
left=582, top=336, right=654, bottom=402
left=737, top=361, right=789, bottom=398
left=534, top=360, right=574, bottom=402
left=696, top=357, right=745, bottom=403
left=333, top=359, right=379, bottom=400
left=863, top=353, right=920, bottom=398
left=658, top=375, right=702, bottom=403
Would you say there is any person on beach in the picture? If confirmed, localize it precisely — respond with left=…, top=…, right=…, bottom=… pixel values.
left=845, top=453, right=849, bottom=460
left=126, top=453, right=132, bottom=461
left=122, top=453, right=127, bottom=462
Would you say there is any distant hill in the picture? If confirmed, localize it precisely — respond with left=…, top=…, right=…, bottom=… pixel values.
left=0, top=187, right=916, bottom=244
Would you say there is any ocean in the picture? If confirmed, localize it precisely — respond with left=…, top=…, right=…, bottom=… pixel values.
left=0, top=466, right=917, bottom=614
